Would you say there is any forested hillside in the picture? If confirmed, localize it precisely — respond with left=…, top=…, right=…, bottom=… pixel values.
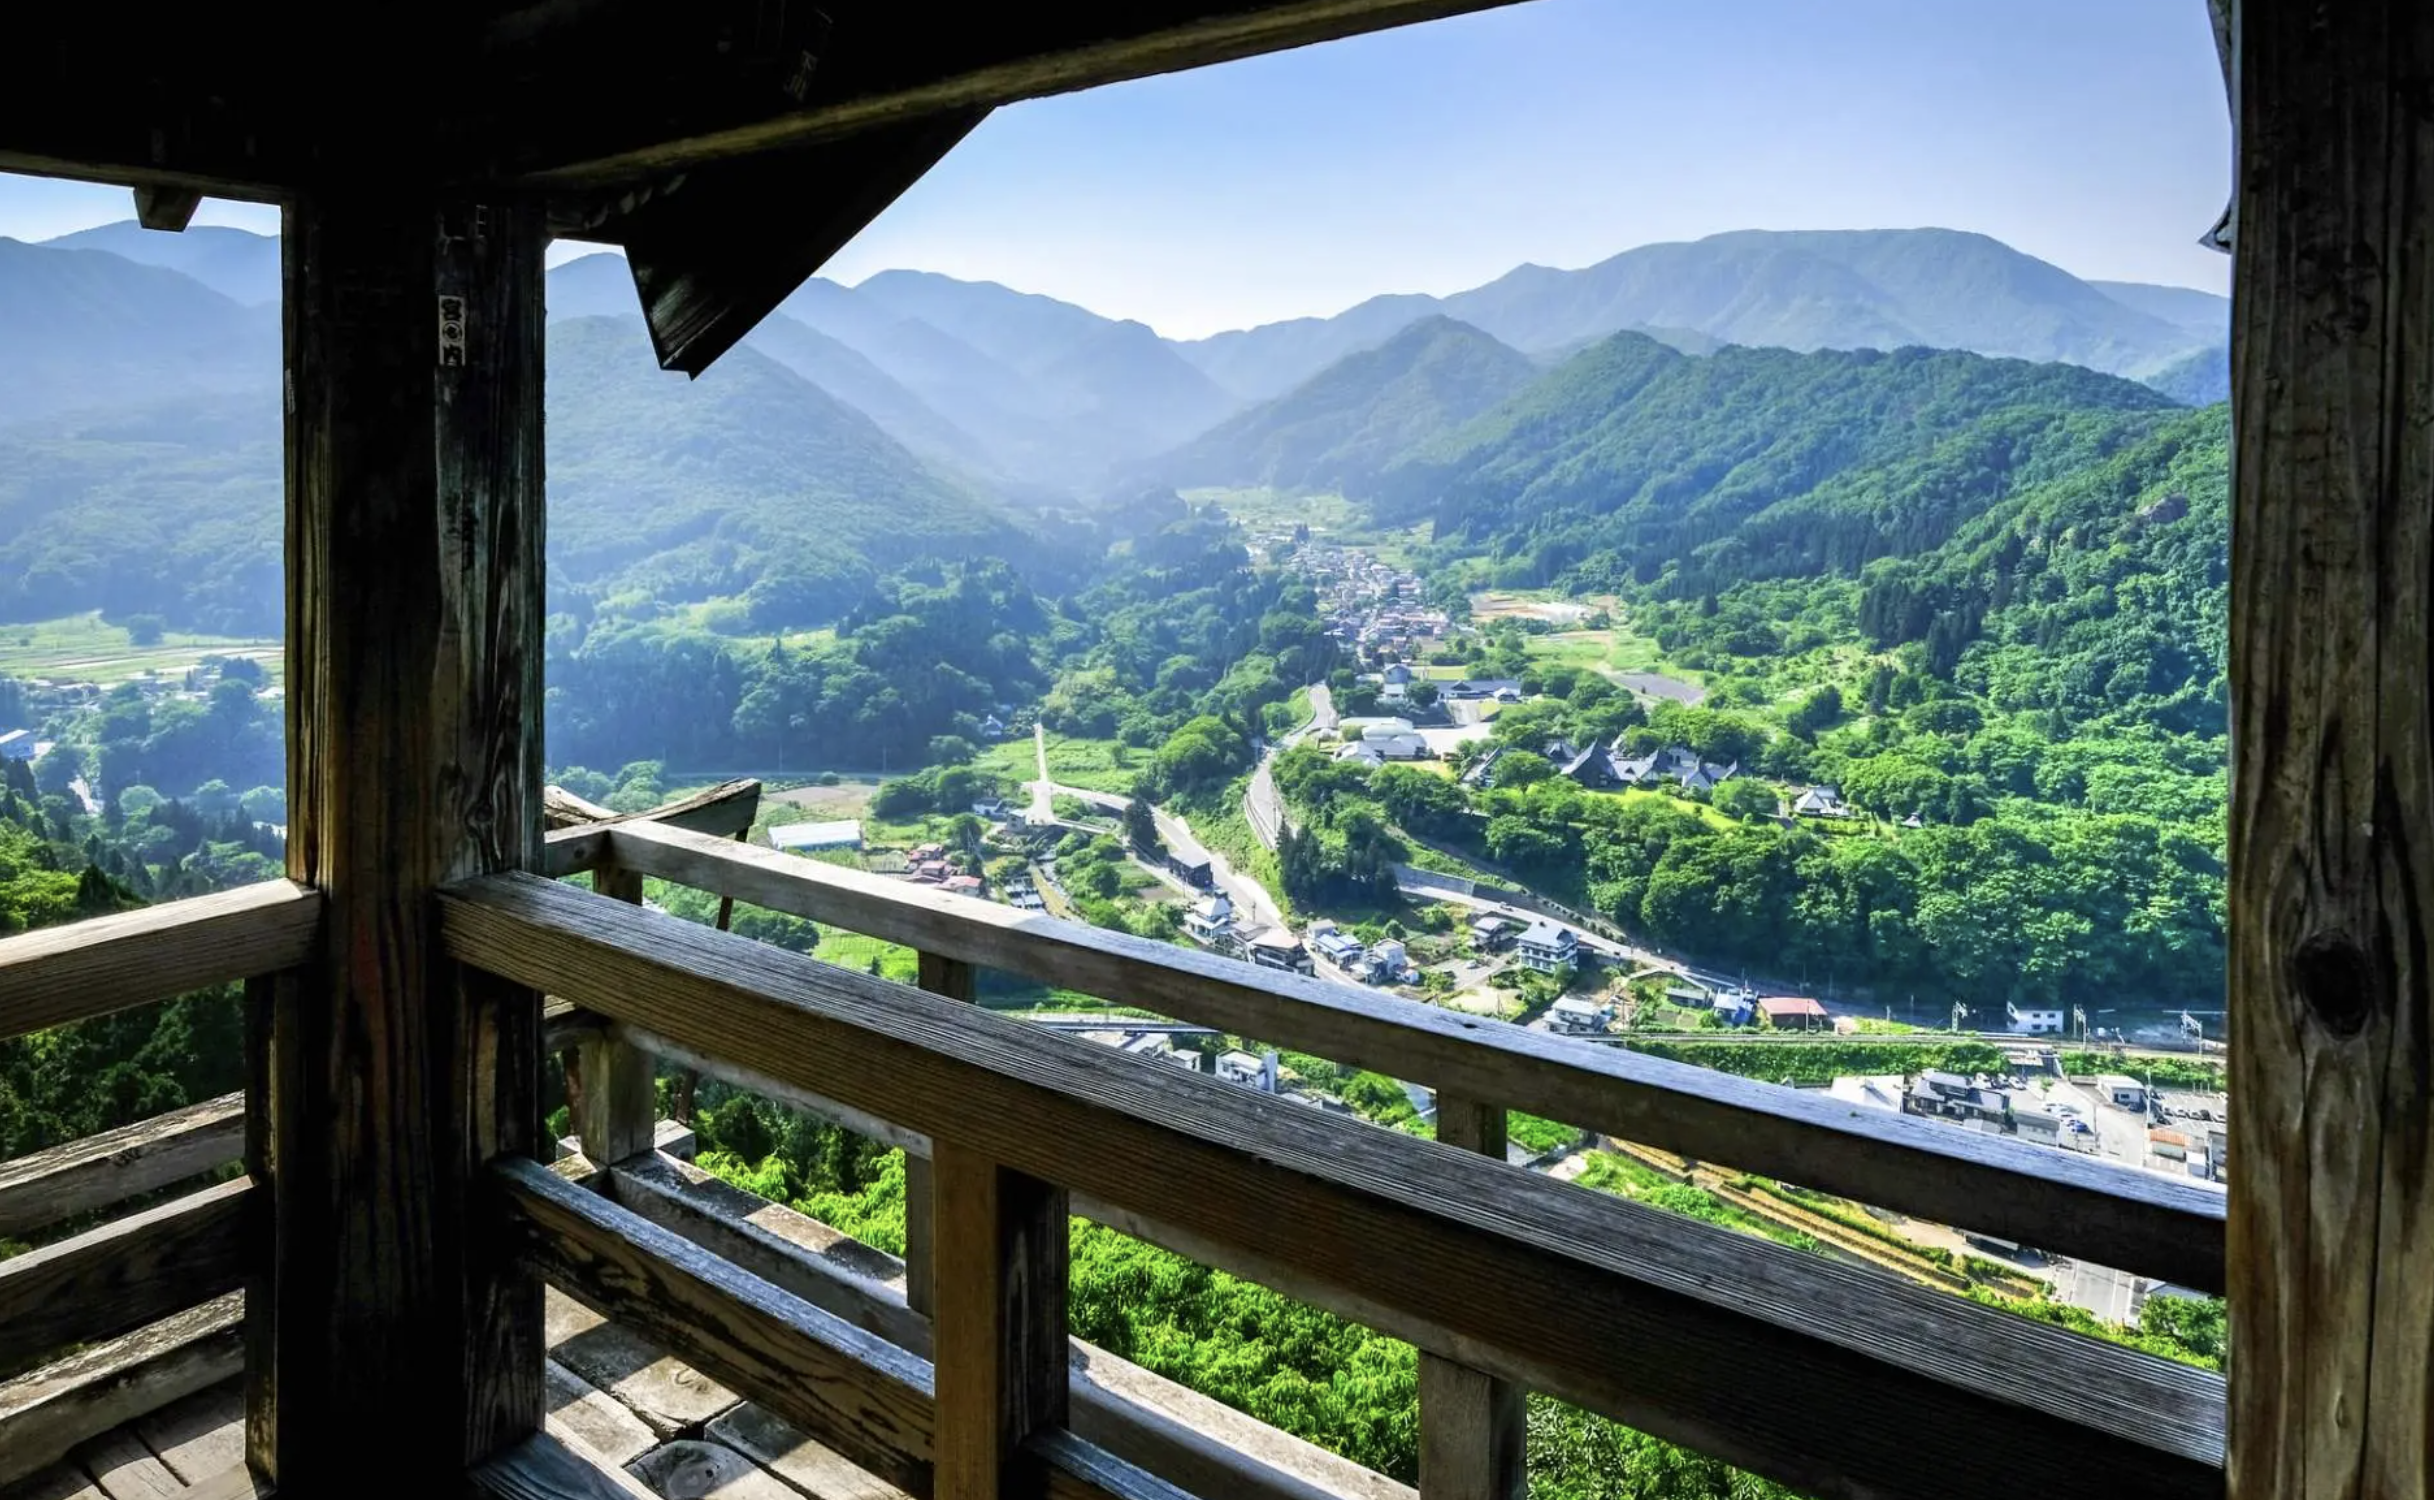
left=1147, top=316, right=1538, bottom=493
left=1376, top=332, right=2183, bottom=592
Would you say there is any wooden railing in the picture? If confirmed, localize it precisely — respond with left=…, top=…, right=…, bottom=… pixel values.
left=455, top=826, right=2229, bottom=1500
left=0, top=881, right=317, bottom=1487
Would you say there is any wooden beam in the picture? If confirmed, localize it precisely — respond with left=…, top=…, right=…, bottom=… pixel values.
left=474, top=0, right=1532, bottom=189
left=132, top=185, right=202, bottom=232
left=0, top=1294, right=244, bottom=1489
left=266, top=189, right=548, bottom=1491
left=0, top=1180, right=247, bottom=1376
left=0, top=881, right=320, bottom=1044
left=905, top=951, right=977, bottom=1318
left=608, top=1154, right=1412, bottom=1500
left=572, top=865, right=658, bottom=1165
left=1417, top=1096, right=1522, bottom=1500
left=468, top=1429, right=660, bottom=1500
left=442, top=876, right=2225, bottom=1500
left=932, top=1146, right=1069, bottom=1499
left=2227, top=0, right=2434, bottom=1495
left=0, top=1094, right=244, bottom=1241
left=603, top=821, right=2225, bottom=1290
left=498, top=1156, right=937, bottom=1495
left=618, top=113, right=985, bottom=375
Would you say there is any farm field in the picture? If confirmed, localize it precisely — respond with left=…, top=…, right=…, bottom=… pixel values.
left=0, top=613, right=281, bottom=686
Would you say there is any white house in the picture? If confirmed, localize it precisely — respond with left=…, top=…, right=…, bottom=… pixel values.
left=768, top=820, right=863, bottom=853
left=2007, top=1006, right=2065, bottom=1035
left=1516, top=919, right=1579, bottom=974
left=1546, top=996, right=1611, bottom=1036
left=1365, top=938, right=1409, bottom=983
left=1360, top=726, right=1430, bottom=760
left=1184, top=893, right=1235, bottom=944
left=1792, top=786, right=1852, bottom=818
left=1216, top=1050, right=1279, bottom=1092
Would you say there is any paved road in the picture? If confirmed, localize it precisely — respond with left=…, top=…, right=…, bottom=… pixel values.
left=1245, top=682, right=1332, bottom=851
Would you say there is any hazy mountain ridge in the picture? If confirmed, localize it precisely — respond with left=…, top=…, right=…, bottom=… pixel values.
left=1145, top=316, right=1539, bottom=494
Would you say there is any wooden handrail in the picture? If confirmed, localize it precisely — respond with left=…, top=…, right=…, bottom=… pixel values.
left=0, top=1179, right=249, bottom=1375
left=0, top=1293, right=244, bottom=1489
left=0, top=1093, right=246, bottom=1241
left=539, top=776, right=763, bottom=878
left=496, top=1157, right=1173, bottom=1500
left=441, top=874, right=2223, bottom=1500
left=601, top=820, right=2226, bottom=1292
left=0, top=881, right=321, bottom=1043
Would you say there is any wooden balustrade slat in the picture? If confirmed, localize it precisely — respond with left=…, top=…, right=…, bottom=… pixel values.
left=0, top=1293, right=246, bottom=1490
left=0, top=882, right=321, bottom=1044
left=495, top=1157, right=1147, bottom=1500
left=0, top=1179, right=249, bottom=1375
left=0, top=1093, right=245, bottom=1241
left=601, top=820, right=2224, bottom=1291
left=904, top=951, right=975, bottom=1319
left=574, top=865, right=658, bottom=1166
left=932, top=1143, right=1069, bottom=1500
left=1417, top=1095, right=1523, bottom=1500
left=608, top=1153, right=1410, bottom=1500
left=440, top=875, right=2224, bottom=1500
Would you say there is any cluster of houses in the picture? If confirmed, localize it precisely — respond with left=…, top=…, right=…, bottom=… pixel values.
left=1298, top=548, right=1453, bottom=668
left=1180, top=891, right=1312, bottom=975
left=1309, top=924, right=1419, bottom=985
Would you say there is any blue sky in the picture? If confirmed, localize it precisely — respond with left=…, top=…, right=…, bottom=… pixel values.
left=0, top=0, right=2228, bottom=339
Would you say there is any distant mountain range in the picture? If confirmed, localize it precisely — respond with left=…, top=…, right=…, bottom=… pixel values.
left=0, top=219, right=2231, bottom=634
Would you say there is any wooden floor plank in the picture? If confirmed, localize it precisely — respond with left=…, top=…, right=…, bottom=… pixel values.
left=0, top=1467, right=104, bottom=1500
left=131, top=1384, right=243, bottom=1484
left=708, top=1406, right=912, bottom=1500
left=626, top=1440, right=798, bottom=1500
left=545, top=1288, right=741, bottom=1438
left=546, top=1360, right=659, bottom=1470
left=471, top=1430, right=660, bottom=1500
left=71, top=1432, right=179, bottom=1500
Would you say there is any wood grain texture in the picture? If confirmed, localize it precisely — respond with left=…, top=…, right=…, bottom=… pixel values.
left=272, top=191, right=548, bottom=1489
left=0, top=1296, right=242, bottom=1489
left=443, top=875, right=2224, bottom=1500
left=904, top=952, right=975, bottom=1321
left=2227, top=2, right=2434, bottom=1496
left=0, top=1094, right=244, bottom=1241
left=610, top=1154, right=1408, bottom=1500
left=483, top=0, right=1532, bottom=189
left=576, top=867, right=659, bottom=1166
left=497, top=1158, right=935, bottom=1496
left=1417, top=1096, right=1522, bottom=1500
left=0, top=883, right=319, bottom=1044
left=131, top=1384, right=243, bottom=1484
left=0, top=1180, right=247, bottom=1376
left=930, top=1146, right=1069, bottom=1500
left=73, top=1429, right=180, bottom=1500
left=468, top=1430, right=659, bottom=1500
left=604, top=822, right=2223, bottom=1289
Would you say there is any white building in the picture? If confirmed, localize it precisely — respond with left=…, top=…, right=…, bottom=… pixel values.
left=1122, top=1034, right=1205, bottom=1073
left=768, top=820, right=863, bottom=853
left=1216, top=1050, right=1279, bottom=1092
left=1184, top=893, right=1235, bottom=944
left=1546, top=996, right=1610, bottom=1036
left=2007, top=1006, right=2065, bottom=1035
left=1516, top=919, right=1579, bottom=974
left=2099, top=1074, right=2149, bottom=1111
left=1365, top=938, right=1409, bottom=982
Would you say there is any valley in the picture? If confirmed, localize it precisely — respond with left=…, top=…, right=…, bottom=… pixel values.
left=0, top=216, right=2234, bottom=1500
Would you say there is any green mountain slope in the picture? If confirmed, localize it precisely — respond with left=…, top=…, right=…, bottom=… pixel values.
left=1378, top=332, right=2181, bottom=590
left=38, top=221, right=282, bottom=305
left=0, top=239, right=277, bottom=426
left=741, top=314, right=1001, bottom=480
left=1149, top=316, right=1538, bottom=493
left=1174, top=228, right=2224, bottom=402
left=545, top=316, right=1032, bottom=622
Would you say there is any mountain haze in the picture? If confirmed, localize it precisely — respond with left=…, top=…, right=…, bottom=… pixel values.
left=39, top=222, right=281, bottom=305
left=1175, top=228, right=2225, bottom=402
left=1149, top=316, right=1537, bottom=494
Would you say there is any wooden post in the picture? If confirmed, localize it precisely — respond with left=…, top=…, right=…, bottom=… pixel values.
left=260, top=191, right=548, bottom=1489
left=905, top=950, right=974, bottom=1317
left=575, top=864, right=659, bottom=1164
left=930, top=1144, right=1069, bottom=1499
left=1419, top=1095, right=1526, bottom=1499
left=2229, top=2, right=2434, bottom=1496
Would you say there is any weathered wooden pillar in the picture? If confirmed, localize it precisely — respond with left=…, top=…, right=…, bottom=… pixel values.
left=930, top=1143, right=1069, bottom=1498
left=2228, top=1, right=2434, bottom=1494
left=256, top=191, right=548, bottom=1488
left=1419, top=1095, right=1526, bottom=1499
left=576, top=861, right=660, bottom=1165
left=905, top=950, right=975, bottom=1316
